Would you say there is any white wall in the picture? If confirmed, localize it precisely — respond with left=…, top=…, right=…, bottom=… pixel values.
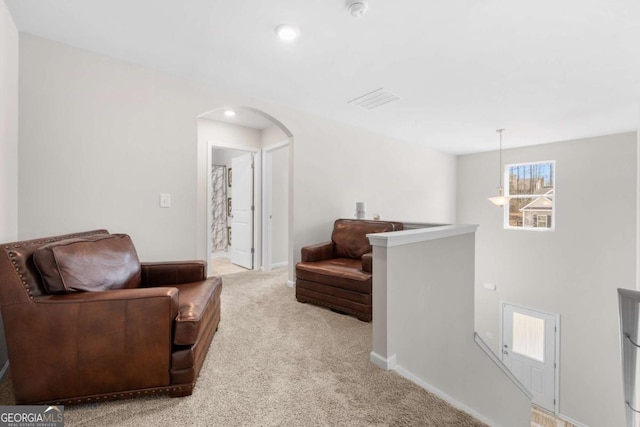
left=261, top=124, right=288, bottom=148
left=0, top=0, right=19, bottom=379
left=0, top=2, right=18, bottom=242
left=457, top=132, right=637, bottom=427
left=199, top=118, right=261, bottom=150
left=19, top=35, right=209, bottom=260
left=370, top=227, right=532, bottom=427
left=18, top=35, right=458, bottom=285
left=212, top=148, right=251, bottom=170
left=290, top=116, right=457, bottom=275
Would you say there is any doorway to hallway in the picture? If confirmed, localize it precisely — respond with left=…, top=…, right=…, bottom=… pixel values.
left=198, top=106, right=293, bottom=276
left=209, top=147, right=256, bottom=270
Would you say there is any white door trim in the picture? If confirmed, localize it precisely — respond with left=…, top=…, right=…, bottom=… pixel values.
left=501, top=302, right=560, bottom=415
left=261, top=140, right=291, bottom=272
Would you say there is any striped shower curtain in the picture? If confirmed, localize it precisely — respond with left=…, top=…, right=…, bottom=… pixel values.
left=211, top=165, right=228, bottom=253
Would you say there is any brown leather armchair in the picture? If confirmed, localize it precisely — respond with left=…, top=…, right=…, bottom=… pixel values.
left=295, top=219, right=403, bottom=322
left=0, top=230, right=221, bottom=405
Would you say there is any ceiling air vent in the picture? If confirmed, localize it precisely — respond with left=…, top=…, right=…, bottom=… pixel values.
left=347, top=88, right=400, bottom=110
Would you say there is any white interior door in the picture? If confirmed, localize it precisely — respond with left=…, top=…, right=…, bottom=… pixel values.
left=263, top=151, right=273, bottom=271
left=502, top=303, right=557, bottom=412
left=262, top=143, right=290, bottom=271
left=231, top=152, right=254, bottom=269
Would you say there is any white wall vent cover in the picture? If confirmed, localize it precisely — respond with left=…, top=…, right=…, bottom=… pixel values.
left=348, top=88, right=400, bottom=110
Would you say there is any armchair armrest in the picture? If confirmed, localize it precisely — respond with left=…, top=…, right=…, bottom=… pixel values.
left=362, top=252, right=372, bottom=273
left=301, top=241, right=334, bottom=262
left=141, top=260, right=207, bottom=287
left=3, top=287, right=179, bottom=403
left=36, top=286, right=179, bottom=306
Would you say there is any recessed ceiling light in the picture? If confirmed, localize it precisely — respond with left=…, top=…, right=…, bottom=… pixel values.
left=275, top=24, right=299, bottom=42
left=224, top=110, right=236, bottom=117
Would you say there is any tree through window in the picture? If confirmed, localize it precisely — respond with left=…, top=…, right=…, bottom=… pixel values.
left=504, top=161, right=555, bottom=230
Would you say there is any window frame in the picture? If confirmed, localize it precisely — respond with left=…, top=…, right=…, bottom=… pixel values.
left=503, top=160, right=556, bottom=232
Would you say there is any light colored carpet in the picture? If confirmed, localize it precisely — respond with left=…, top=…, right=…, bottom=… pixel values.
left=0, top=268, right=487, bottom=426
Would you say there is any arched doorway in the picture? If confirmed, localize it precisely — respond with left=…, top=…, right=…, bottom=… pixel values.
left=196, top=106, right=293, bottom=280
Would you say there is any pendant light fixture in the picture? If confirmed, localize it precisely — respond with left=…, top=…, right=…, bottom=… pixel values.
left=488, top=129, right=508, bottom=206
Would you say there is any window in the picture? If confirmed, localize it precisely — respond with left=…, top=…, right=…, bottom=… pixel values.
left=504, top=161, right=555, bottom=230
left=536, top=215, right=548, bottom=228
left=512, top=311, right=545, bottom=363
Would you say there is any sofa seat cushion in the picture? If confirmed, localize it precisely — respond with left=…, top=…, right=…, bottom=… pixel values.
left=33, top=234, right=141, bottom=294
left=296, top=258, right=371, bottom=293
left=173, top=276, right=222, bottom=346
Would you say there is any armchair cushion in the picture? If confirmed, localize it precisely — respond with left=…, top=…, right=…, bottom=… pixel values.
left=296, top=258, right=370, bottom=293
left=33, top=234, right=141, bottom=294
left=332, top=219, right=402, bottom=259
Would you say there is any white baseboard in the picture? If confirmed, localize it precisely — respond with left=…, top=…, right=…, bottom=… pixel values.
left=392, top=364, right=497, bottom=427
left=369, top=351, right=396, bottom=370
left=0, top=360, right=9, bottom=381
left=286, top=280, right=295, bottom=288
left=271, top=262, right=288, bottom=269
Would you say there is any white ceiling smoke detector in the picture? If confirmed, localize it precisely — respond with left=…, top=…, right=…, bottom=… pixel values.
left=346, top=0, right=368, bottom=18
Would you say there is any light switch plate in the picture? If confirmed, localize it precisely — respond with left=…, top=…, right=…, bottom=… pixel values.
left=160, top=193, right=171, bottom=208
left=483, top=282, right=496, bottom=291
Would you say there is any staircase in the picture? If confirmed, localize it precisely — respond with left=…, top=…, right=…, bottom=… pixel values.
left=532, top=406, right=578, bottom=427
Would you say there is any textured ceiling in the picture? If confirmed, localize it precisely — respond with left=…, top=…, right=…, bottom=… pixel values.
left=5, top=0, right=640, bottom=154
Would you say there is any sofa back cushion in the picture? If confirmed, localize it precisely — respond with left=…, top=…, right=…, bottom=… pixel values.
left=332, top=219, right=404, bottom=259
left=34, top=234, right=141, bottom=294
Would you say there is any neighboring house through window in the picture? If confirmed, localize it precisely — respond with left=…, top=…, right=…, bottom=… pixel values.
left=504, top=161, right=555, bottom=230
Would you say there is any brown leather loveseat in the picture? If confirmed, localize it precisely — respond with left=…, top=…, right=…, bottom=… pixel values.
left=0, top=230, right=222, bottom=405
left=295, top=219, right=403, bottom=322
